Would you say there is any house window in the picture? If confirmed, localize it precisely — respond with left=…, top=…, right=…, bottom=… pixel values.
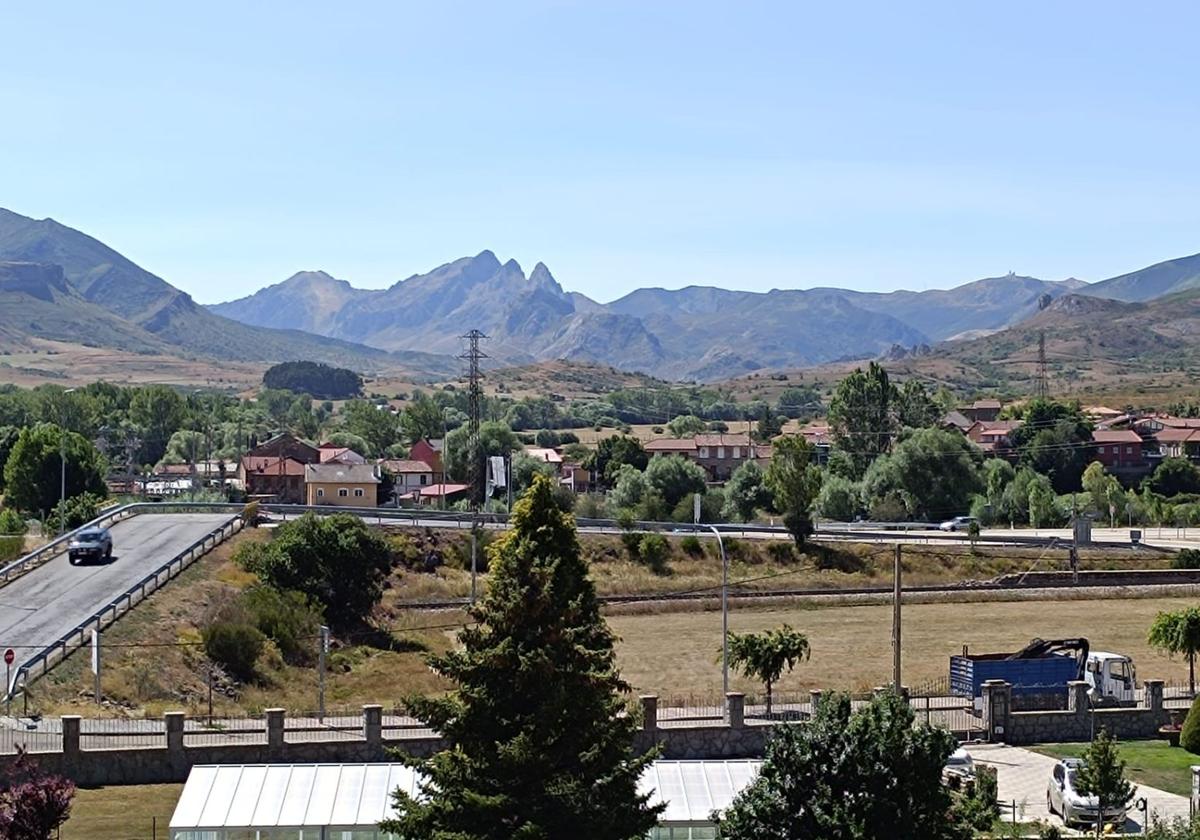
left=717, top=447, right=725, bottom=459
left=317, top=488, right=324, bottom=498
left=354, top=488, right=364, bottom=497
left=338, top=488, right=348, bottom=497
left=1097, top=446, right=1105, bottom=455
left=733, top=447, right=741, bottom=459
left=699, top=447, right=709, bottom=458
left=1125, top=446, right=1133, bottom=455
left=420, top=475, right=428, bottom=486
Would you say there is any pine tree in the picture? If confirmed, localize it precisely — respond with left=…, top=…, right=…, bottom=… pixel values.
left=382, top=474, right=662, bottom=839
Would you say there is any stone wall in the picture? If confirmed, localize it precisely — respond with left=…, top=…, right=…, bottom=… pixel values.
left=27, top=696, right=770, bottom=786
left=982, top=679, right=1168, bottom=746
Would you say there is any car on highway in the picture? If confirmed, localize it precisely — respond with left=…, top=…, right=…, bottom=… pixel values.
left=1046, top=757, right=1128, bottom=828
left=938, top=515, right=977, bottom=532
left=67, top=527, right=113, bottom=565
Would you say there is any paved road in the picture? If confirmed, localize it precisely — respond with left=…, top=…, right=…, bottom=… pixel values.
left=0, top=513, right=235, bottom=684
left=965, top=743, right=1190, bottom=834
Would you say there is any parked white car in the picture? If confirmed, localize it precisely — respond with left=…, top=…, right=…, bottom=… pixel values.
left=943, top=747, right=975, bottom=783
left=1046, top=758, right=1128, bottom=828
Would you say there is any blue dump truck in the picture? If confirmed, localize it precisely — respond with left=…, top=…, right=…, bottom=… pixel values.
left=951, top=638, right=1138, bottom=708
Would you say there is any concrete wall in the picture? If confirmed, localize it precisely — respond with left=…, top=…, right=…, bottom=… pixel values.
left=982, top=679, right=1168, bottom=746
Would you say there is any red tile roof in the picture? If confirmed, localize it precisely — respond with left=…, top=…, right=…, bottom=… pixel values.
left=378, top=459, right=434, bottom=473
left=694, top=434, right=754, bottom=447
left=398, top=482, right=470, bottom=499
left=645, top=438, right=696, bottom=451
left=1153, top=428, right=1199, bottom=443
left=1091, top=429, right=1142, bottom=444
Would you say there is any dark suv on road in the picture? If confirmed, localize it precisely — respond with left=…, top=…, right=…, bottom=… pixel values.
left=67, top=527, right=112, bottom=564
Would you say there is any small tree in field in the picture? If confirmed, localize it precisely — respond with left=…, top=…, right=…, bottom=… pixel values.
left=1148, top=607, right=1200, bottom=697
left=0, top=747, right=75, bottom=840
left=766, top=435, right=822, bottom=547
left=725, top=625, right=810, bottom=715
left=1073, top=727, right=1135, bottom=839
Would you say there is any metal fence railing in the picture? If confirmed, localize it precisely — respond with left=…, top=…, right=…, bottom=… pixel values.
left=80, top=716, right=167, bottom=751
left=184, top=716, right=268, bottom=748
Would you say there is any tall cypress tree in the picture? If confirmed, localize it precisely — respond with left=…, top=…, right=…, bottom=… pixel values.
left=383, top=474, right=661, bottom=839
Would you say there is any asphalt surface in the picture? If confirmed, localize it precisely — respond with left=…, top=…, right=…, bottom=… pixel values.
left=0, top=513, right=235, bottom=683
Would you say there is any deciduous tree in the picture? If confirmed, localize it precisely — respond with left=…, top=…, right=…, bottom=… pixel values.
left=861, top=428, right=982, bottom=521
left=0, top=747, right=75, bottom=840
left=725, top=625, right=809, bottom=714
left=383, top=475, right=661, bottom=839
left=723, top=461, right=773, bottom=522
left=766, top=435, right=823, bottom=546
left=1148, top=607, right=1200, bottom=697
left=3, top=425, right=107, bottom=516
left=645, top=454, right=708, bottom=509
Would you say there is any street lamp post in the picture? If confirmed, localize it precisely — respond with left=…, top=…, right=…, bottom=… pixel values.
left=59, top=388, right=77, bottom=535
left=703, top=524, right=730, bottom=696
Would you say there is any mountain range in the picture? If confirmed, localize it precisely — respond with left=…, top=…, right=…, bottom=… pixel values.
left=3, top=206, right=1200, bottom=384
left=0, top=209, right=455, bottom=377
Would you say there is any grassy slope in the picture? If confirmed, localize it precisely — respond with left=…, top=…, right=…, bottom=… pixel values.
left=20, top=520, right=1183, bottom=716
left=61, top=784, right=182, bottom=840
left=1032, top=741, right=1195, bottom=797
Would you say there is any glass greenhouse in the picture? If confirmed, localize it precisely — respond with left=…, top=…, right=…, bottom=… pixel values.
left=169, top=760, right=763, bottom=840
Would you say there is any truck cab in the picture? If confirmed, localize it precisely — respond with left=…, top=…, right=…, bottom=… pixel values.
left=1084, top=652, right=1137, bottom=705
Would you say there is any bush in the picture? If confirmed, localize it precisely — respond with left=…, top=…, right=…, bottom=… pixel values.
left=680, top=534, right=704, bottom=557
left=1182, top=695, right=1200, bottom=755
left=0, top=536, right=22, bottom=564
left=202, top=620, right=265, bottom=682
left=241, top=586, right=322, bottom=666
left=637, top=533, right=671, bottom=573
left=241, top=501, right=260, bottom=527
left=1173, top=549, right=1200, bottom=570
left=0, top=507, right=26, bottom=536
left=767, top=542, right=796, bottom=564
left=48, top=492, right=103, bottom=531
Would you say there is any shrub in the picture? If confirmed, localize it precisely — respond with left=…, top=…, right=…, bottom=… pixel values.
left=0, top=508, right=26, bottom=536
left=680, top=534, right=704, bottom=557
left=1182, top=696, right=1200, bottom=755
left=240, top=501, right=260, bottom=527
left=767, top=542, right=796, bottom=564
left=0, top=536, right=22, bottom=564
left=1173, top=549, right=1200, bottom=570
left=48, top=492, right=103, bottom=531
left=637, top=533, right=671, bottom=573
left=202, top=620, right=265, bottom=682
left=241, top=586, right=322, bottom=666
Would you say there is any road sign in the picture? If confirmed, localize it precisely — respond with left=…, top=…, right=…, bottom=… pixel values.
left=3, top=649, right=12, bottom=666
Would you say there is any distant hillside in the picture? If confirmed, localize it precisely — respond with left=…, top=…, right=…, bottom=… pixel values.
left=1081, top=252, right=1200, bottom=302
left=210, top=270, right=368, bottom=336
left=0, top=209, right=456, bottom=378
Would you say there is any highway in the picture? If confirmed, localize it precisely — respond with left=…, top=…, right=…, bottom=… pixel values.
left=0, top=513, right=235, bottom=682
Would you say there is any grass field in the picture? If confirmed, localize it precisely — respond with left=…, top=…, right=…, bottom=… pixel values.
left=608, top=596, right=1200, bottom=699
left=1032, top=741, right=1195, bottom=797
left=60, top=783, right=182, bottom=840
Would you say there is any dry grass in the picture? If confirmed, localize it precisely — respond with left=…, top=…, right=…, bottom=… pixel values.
left=60, top=783, right=182, bottom=840
left=608, top=596, right=1200, bottom=699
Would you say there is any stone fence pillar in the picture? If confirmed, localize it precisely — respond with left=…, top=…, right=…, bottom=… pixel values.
left=165, top=711, right=185, bottom=757
left=266, top=708, right=285, bottom=755
left=640, top=696, right=658, bottom=733
left=62, top=715, right=81, bottom=759
left=364, top=705, right=382, bottom=749
left=1144, top=679, right=1164, bottom=718
left=726, top=693, right=745, bottom=729
left=1067, top=681, right=1090, bottom=717
left=981, top=680, right=1011, bottom=743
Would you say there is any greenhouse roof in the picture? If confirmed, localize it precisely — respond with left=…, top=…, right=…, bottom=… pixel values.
left=169, top=764, right=420, bottom=829
left=170, top=760, right=764, bottom=830
left=642, top=760, right=762, bottom=825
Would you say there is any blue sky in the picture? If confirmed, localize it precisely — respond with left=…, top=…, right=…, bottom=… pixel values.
left=2, top=2, right=1198, bottom=304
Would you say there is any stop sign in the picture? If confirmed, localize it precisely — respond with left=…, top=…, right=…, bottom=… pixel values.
left=3, top=649, right=13, bottom=666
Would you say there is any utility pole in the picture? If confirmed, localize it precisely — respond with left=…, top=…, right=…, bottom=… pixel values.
left=460, top=330, right=488, bottom=603
left=1035, top=330, right=1049, bottom=400
left=892, top=543, right=902, bottom=692
left=318, top=625, right=329, bottom=722
left=59, top=388, right=76, bottom=534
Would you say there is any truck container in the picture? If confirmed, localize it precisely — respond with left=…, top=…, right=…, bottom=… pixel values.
left=950, top=651, right=1080, bottom=699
